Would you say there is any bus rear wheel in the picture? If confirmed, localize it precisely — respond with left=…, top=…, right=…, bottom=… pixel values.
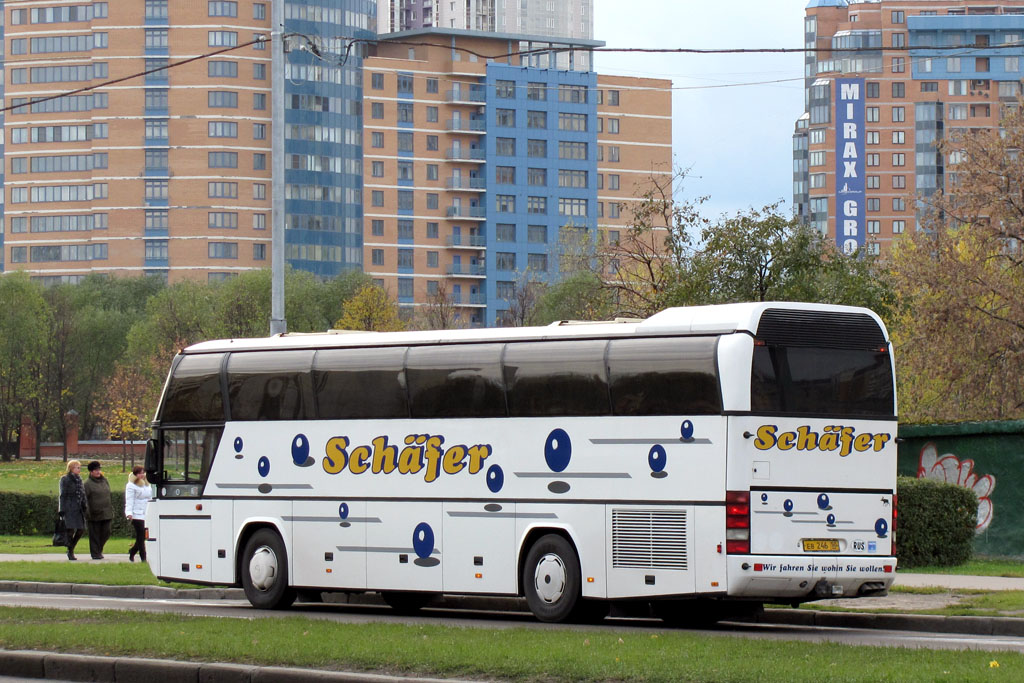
left=523, top=534, right=582, bottom=623
left=241, top=528, right=296, bottom=610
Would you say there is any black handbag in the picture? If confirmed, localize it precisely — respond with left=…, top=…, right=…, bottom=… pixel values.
left=52, top=513, right=67, bottom=547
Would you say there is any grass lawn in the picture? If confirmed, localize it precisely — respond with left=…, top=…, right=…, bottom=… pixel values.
left=908, top=557, right=1024, bottom=579
left=0, top=534, right=133, bottom=555
left=0, top=561, right=193, bottom=589
left=0, top=606, right=1020, bottom=682
left=0, top=458, right=130, bottom=495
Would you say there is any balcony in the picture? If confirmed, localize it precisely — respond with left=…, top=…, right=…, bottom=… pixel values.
left=446, top=119, right=486, bottom=133
left=445, top=177, right=486, bottom=190
left=446, top=206, right=486, bottom=219
left=451, top=292, right=487, bottom=306
left=445, top=147, right=486, bottom=161
left=447, top=264, right=486, bottom=277
left=446, top=88, right=486, bottom=104
left=447, top=234, right=487, bottom=248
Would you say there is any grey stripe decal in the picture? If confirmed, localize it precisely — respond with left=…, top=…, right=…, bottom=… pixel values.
left=446, top=511, right=558, bottom=519
left=337, top=546, right=439, bottom=555
left=216, top=483, right=313, bottom=490
left=514, top=472, right=631, bottom=479
left=283, top=516, right=382, bottom=523
left=590, top=438, right=713, bottom=445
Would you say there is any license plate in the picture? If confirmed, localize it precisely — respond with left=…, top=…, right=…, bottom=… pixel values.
left=802, top=539, right=839, bottom=552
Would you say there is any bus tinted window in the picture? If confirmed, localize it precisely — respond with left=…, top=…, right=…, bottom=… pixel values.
left=162, top=428, right=221, bottom=484
left=751, top=346, right=894, bottom=417
left=226, top=350, right=314, bottom=421
left=313, top=346, right=409, bottom=419
left=608, top=337, right=721, bottom=415
left=161, top=353, right=225, bottom=423
left=406, top=344, right=505, bottom=418
left=504, top=340, right=610, bottom=416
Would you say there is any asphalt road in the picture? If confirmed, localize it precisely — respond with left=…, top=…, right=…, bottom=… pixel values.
left=4, top=590, right=1024, bottom=654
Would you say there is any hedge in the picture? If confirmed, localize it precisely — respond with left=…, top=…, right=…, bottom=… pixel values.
left=896, top=475, right=978, bottom=568
left=0, top=491, right=134, bottom=538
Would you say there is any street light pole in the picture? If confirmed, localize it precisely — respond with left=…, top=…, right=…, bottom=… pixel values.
left=269, top=0, right=286, bottom=336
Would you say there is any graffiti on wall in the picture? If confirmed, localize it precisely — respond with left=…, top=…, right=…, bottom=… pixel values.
left=918, top=442, right=995, bottom=533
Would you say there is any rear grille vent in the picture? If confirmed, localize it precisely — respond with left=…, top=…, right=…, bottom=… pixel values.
left=612, top=509, right=688, bottom=570
left=756, top=309, right=886, bottom=349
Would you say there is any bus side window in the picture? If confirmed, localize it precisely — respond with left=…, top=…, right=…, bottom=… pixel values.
left=313, top=346, right=409, bottom=419
left=406, top=344, right=505, bottom=418
left=607, top=337, right=722, bottom=416
left=504, top=340, right=610, bottom=417
left=160, top=354, right=226, bottom=423
left=226, top=350, right=314, bottom=421
left=162, top=429, right=187, bottom=482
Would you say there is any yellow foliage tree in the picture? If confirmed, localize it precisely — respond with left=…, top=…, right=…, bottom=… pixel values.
left=334, top=284, right=406, bottom=332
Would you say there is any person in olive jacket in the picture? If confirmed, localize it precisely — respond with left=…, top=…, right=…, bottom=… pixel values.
left=58, top=460, right=88, bottom=561
left=83, top=461, right=113, bottom=560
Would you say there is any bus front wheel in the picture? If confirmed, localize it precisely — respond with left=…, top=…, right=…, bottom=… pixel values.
left=241, top=528, right=296, bottom=610
left=523, top=534, right=582, bottom=623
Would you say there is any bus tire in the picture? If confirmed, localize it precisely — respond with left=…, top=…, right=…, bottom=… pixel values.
left=523, top=533, right=582, bottom=623
left=241, top=529, right=296, bottom=610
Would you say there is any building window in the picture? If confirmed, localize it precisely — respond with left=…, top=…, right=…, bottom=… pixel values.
left=559, top=170, right=588, bottom=188
left=892, top=175, right=906, bottom=189
left=209, top=31, right=238, bottom=47
left=145, top=240, right=169, bottom=260
left=426, top=193, right=438, bottom=210
left=427, top=251, right=439, bottom=268
left=426, top=78, right=438, bottom=93
left=397, top=249, right=413, bottom=268
left=607, top=90, right=620, bottom=105
left=866, top=82, right=879, bottom=98
left=146, top=90, right=169, bottom=109
left=496, top=137, right=516, bottom=156
left=496, top=166, right=516, bottom=184
left=892, top=33, right=905, bottom=48
left=865, top=132, right=879, bottom=145
left=208, top=212, right=237, bottom=229
left=608, top=203, right=620, bottom=219
left=253, top=183, right=266, bottom=200
left=209, top=242, right=238, bottom=259
left=371, top=132, right=384, bottom=148
left=371, top=191, right=384, bottom=207
left=893, top=198, right=906, bottom=212
left=528, top=168, right=547, bottom=186
left=426, top=135, right=438, bottom=150
left=496, top=224, right=516, bottom=242
left=253, top=214, right=266, bottom=230
left=209, top=91, right=238, bottom=108
left=426, top=222, right=439, bottom=238
left=947, top=57, right=961, bottom=73
left=207, top=121, right=236, bottom=140
left=527, top=254, right=548, bottom=272
left=528, top=139, right=547, bottom=158
left=867, top=198, right=880, bottom=212
left=528, top=225, right=547, bottom=243
left=146, top=180, right=169, bottom=199
left=608, top=174, right=620, bottom=190
left=977, top=57, right=990, bottom=72
left=892, top=10, right=904, bottom=23
left=559, top=141, right=588, bottom=160
left=893, top=220, right=906, bottom=234
left=371, top=161, right=384, bottom=177
left=892, top=106, right=905, bottom=123
left=398, top=191, right=414, bottom=210
left=495, top=79, right=515, bottom=98
left=397, top=102, right=414, bottom=122
left=527, top=82, right=545, bottom=100
left=559, top=112, right=587, bottom=131
left=866, top=107, right=879, bottom=122
left=496, top=108, right=515, bottom=126
left=866, top=153, right=880, bottom=167
left=208, top=151, right=238, bottom=168
left=892, top=153, right=905, bottom=166
left=867, top=220, right=880, bottom=234
left=921, top=81, right=938, bottom=93
left=559, top=198, right=588, bottom=216
left=397, top=74, right=414, bottom=93
left=208, top=182, right=237, bottom=198
left=208, top=60, right=237, bottom=78
left=495, top=195, right=515, bottom=213
left=892, top=82, right=904, bottom=98
left=496, top=252, right=516, bottom=270
left=253, top=243, right=266, bottom=260
left=426, top=164, right=438, bottom=180
left=371, top=220, right=384, bottom=236
left=867, top=176, right=880, bottom=189
left=527, top=111, right=547, bottom=129
left=396, top=132, right=413, bottom=152
left=891, top=58, right=905, bottom=73
left=253, top=153, right=266, bottom=170
left=146, top=29, right=169, bottom=49
left=254, top=3, right=266, bottom=20
left=527, top=196, right=547, bottom=214
left=559, top=84, right=588, bottom=103
left=371, top=72, right=384, bottom=89
left=426, top=106, right=438, bottom=122
left=253, top=93, right=267, bottom=110
left=209, top=1, right=238, bottom=17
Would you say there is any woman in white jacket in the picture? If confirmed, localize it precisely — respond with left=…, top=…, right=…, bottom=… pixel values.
left=124, top=465, right=153, bottom=562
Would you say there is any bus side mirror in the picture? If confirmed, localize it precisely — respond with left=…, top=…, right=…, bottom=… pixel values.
left=145, top=438, right=161, bottom=486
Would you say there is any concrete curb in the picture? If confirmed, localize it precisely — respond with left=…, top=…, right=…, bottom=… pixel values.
left=4, top=580, right=1024, bottom=637
left=0, top=649, right=475, bottom=682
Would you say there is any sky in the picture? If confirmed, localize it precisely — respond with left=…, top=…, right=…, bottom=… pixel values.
left=593, top=0, right=807, bottom=219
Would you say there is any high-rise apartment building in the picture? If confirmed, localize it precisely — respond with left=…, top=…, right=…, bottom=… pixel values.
left=362, top=29, right=671, bottom=326
left=2, top=0, right=374, bottom=284
left=377, top=1, right=592, bottom=69
left=793, top=0, right=1024, bottom=255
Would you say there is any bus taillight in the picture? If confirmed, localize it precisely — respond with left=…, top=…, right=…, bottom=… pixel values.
left=891, top=493, right=898, bottom=553
left=725, top=490, right=750, bottom=554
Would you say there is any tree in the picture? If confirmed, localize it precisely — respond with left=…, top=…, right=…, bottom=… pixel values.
left=890, top=102, right=1024, bottom=421
left=501, top=270, right=547, bottom=327
left=415, top=280, right=465, bottom=330
left=334, top=284, right=405, bottom=331
left=0, top=274, right=48, bottom=461
left=534, top=271, right=617, bottom=324
left=95, top=357, right=163, bottom=471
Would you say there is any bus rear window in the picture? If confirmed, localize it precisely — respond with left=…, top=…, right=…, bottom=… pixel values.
left=607, top=337, right=721, bottom=415
left=160, top=353, right=225, bottom=423
left=751, top=345, right=894, bottom=418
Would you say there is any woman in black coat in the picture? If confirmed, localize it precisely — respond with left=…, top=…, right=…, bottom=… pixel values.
left=58, top=460, right=88, bottom=561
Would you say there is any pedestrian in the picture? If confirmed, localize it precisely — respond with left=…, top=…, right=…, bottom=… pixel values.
left=124, top=465, right=153, bottom=562
left=58, top=460, right=88, bottom=561
left=83, top=461, right=113, bottom=560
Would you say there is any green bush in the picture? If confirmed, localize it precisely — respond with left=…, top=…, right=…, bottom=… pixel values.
left=0, top=491, right=133, bottom=538
left=896, top=476, right=977, bottom=568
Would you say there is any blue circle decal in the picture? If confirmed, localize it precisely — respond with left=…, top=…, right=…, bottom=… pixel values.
left=338, top=502, right=349, bottom=520
left=544, top=429, right=572, bottom=473
left=486, top=464, right=504, bottom=493
left=826, top=513, right=836, bottom=526
left=648, top=445, right=667, bottom=473
left=291, top=433, right=310, bottom=466
left=680, top=420, right=694, bottom=440
left=760, top=493, right=768, bottom=503
left=257, top=456, right=270, bottom=478
left=412, top=522, right=434, bottom=559
left=875, top=518, right=889, bottom=538
left=233, top=437, right=243, bottom=453
left=817, top=493, right=831, bottom=510
left=783, top=499, right=794, bottom=513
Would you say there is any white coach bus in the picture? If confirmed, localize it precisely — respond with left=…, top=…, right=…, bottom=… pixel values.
left=144, top=302, right=898, bottom=623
